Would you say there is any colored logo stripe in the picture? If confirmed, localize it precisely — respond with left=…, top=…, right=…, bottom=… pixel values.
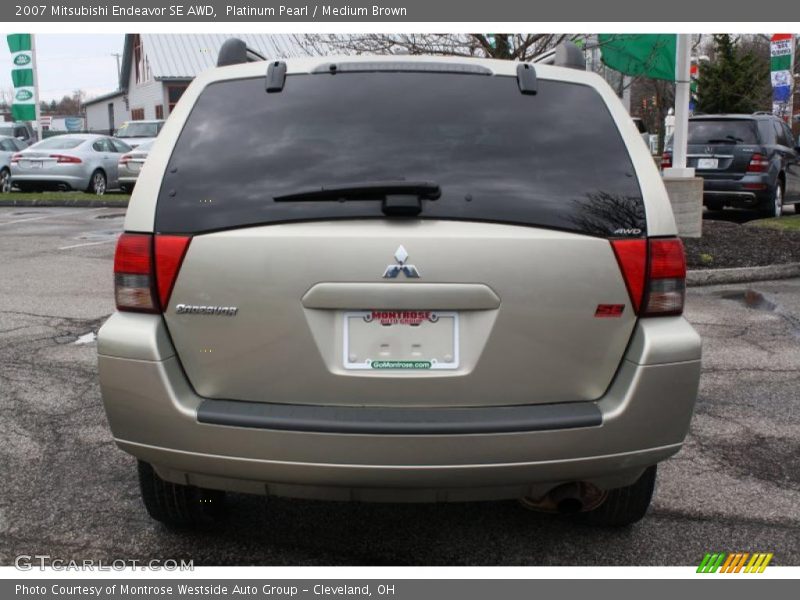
left=697, top=552, right=773, bottom=573
left=697, top=553, right=726, bottom=573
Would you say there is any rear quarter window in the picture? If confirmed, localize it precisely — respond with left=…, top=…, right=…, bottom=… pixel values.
left=155, top=72, right=645, bottom=237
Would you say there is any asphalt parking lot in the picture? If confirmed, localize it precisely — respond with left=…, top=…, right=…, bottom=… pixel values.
left=0, top=207, right=798, bottom=566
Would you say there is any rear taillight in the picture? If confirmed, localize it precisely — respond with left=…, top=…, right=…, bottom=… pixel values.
left=661, top=151, right=672, bottom=169
left=747, top=153, right=769, bottom=173
left=611, top=237, right=686, bottom=317
left=119, top=154, right=131, bottom=166
left=610, top=239, right=647, bottom=313
left=154, top=235, right=192, bottom=309
left=50, top=154, right=82, bottom=164
left=11, top=153, right=22, bottom=163
left=113, top=233, right=191, bottom=313
left=644, top=238, right=686, bottom=316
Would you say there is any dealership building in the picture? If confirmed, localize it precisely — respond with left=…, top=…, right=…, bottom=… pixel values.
left=83, top=34, right=308, bottom=133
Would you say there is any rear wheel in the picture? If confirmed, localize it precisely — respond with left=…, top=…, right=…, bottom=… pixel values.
left=581, top=465, right=657, bottom=527
left=0, top=168, right=10, bottom=193
left=137, top=460, right=226, bottom=528
left=761, top=183, right=783, bottom=218
left=87, top=170, right=106, bottom=195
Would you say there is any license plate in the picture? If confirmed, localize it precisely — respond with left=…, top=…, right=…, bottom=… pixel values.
left=697, top=158, right=718, bottom=169
left=129, top=162, right=142, bottom=172
left=343, top=310, right=459, bottom=370
left=24, top=160, right=43, bottom=169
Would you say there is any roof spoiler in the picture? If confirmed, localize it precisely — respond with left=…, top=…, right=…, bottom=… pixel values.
left=531, top=41, right=586, bottom=70
left=217, top=37, right=266, bottom=67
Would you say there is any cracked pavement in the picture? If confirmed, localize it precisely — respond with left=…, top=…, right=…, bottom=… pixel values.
left=0, top=207, right=798, bottom=566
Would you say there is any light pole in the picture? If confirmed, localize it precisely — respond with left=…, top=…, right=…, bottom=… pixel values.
left=663, top=34, right=695, bottom=178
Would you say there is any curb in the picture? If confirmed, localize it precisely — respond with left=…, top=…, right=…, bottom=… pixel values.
left=0, top=198, right=129, bottom=208
left=687, top=262, right=800, bottom=286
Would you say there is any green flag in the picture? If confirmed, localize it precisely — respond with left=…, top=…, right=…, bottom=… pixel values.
left=7, top=33, right=32, bottom=53
left=7, top=33, right=36, bottom=121
left=599, top=34, right=677, bottom=81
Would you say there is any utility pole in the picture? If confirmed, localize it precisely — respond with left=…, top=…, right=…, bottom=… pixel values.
left=111, top=52, right=121, bottom=82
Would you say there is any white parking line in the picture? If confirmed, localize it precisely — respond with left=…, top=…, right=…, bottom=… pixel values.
left=0, top=207, right=107, bottom=226
left=58, top=239, right=119, bottom=251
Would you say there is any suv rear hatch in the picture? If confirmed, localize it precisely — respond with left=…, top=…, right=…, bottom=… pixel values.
left=675, top=117, right=764, bottom=179
left=140, top=68, right=655, bottom=408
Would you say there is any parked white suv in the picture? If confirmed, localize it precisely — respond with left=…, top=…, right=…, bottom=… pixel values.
left=98, top=39, right=701, bottom=528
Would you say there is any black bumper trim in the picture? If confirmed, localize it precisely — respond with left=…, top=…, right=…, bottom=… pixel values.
left=196, top=399, right=602, bottom=435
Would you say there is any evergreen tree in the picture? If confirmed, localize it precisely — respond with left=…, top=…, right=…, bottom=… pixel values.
left=696, top=34, right=770, bottom=114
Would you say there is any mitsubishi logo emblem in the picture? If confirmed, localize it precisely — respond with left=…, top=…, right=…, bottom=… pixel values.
left=382, top=245, right=420, bottom=279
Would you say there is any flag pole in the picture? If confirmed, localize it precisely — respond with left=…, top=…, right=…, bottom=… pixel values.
left=663, top=34, right=694, bottom=178
left=31, top=34, right=41, bottom=141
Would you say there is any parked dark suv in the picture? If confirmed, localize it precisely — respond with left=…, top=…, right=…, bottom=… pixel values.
left=664, top=114, right=800, bottom=217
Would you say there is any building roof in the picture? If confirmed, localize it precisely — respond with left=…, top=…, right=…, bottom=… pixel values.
left=82, top=88, right=126, bottom=107
left=119, top=34, right=312, bottom=88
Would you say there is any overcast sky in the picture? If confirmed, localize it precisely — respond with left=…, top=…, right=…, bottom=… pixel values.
left=1, top=34, right=124, bottom=102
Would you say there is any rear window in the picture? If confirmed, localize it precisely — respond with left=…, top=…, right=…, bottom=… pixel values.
left=31, top=137, right=83, bottom=150
left=687, top=119, right=760, bottom=145
left=156, top=72, right=644, bottom=237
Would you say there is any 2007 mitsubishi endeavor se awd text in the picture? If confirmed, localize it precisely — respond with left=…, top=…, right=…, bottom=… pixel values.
left=98, top=39, right=702, bottom=528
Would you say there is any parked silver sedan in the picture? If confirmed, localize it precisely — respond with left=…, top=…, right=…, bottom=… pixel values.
left=11, top=134, right=132, bottom=194
left=117, top=139, right=153, bottom=193
left=0, top=135, right=28, bottom=193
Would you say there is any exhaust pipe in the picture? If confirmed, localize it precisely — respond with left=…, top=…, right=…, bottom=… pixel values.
left=519, top=481, right=607, bottom=514
left=549, top=483, right=584, bottom=514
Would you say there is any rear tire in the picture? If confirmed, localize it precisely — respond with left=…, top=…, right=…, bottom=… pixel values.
left=581, top=465, right=657, bottom=527
left=137, top=460, right=226, bottom=528
left=0, top=168, right=10, bottom=193
left=87, top=170, right=106, bottom=195
left=761, top=183, right=783, bottom=218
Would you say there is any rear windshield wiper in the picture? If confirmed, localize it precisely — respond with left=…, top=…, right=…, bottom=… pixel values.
left=274, top=181, right=441, bottom=216
left=706, top=136, right=744, bottom=144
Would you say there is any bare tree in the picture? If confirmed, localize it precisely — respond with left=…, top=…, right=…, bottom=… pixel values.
left=0, top=86, right=14, bottom=111
left=294, top=34, right=581, bottom=61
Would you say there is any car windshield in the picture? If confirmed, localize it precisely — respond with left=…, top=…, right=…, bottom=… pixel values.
left=157, top=73, right=644, bottom=237
left=687, top=119, right=759, bottom=144
left=117, top=122, right=160, bottom=138
left=30, top=137, right=84, bottom=150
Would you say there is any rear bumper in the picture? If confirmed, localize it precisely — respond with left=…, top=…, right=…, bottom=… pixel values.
left=701, top=175, right=773, bottom=206
left=11, top=172, right=89, bottom=190
left=97, top=314, right=701, bottom=501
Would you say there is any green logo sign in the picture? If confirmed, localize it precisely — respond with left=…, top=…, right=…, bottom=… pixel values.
left=15, top=89, right=33, bottom=101
left=14, top=54, right=31, bottom=66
